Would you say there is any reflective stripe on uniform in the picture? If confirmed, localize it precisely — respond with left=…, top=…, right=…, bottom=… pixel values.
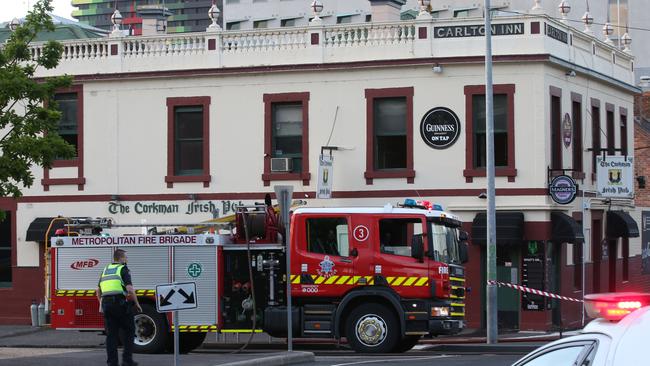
left=99, top=264, right=126, bottom=296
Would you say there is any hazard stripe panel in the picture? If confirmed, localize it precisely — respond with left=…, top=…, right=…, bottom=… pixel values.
left=290, top=276, right=429, bottom=287
left=56, top=289, right=156, bottom=297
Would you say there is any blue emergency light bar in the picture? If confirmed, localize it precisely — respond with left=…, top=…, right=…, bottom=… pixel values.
left=402, top=199, right=444, bottom=211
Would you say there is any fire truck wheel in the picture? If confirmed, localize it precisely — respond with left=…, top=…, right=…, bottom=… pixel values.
left=133, top=304, right=168, bottom=354
left=345, top=303, right=399, bottom=353
left=391, top=335, right=420, bottom=353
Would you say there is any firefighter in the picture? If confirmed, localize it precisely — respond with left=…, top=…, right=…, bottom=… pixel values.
left=97, top=249, right=142, bottom=366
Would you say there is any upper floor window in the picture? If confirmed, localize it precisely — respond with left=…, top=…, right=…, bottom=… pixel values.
left=606, top=104, right=615, bottom=155
left=165, top=96, right=211, bottom=188
left=620, top=109, right=628, bottom=156
left=464, top=84, right=516, bottom=182
left=54, top=92, right=79, bottom=157
left=306, top=217, right=349, bottom=257
left=550, top=87, right=562, bottom=170
left=364, top=87, right=415, bottom=184
left=262, top=92, right=310, bottom=186
left=591, top=100, right=601, bottom=178
left=571, top=94, right=584, bottom=176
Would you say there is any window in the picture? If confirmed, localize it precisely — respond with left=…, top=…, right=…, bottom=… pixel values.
left=226, top=22, right=241, bottom=30
left=364, top=87, right=415, bottom=184
left=253, top=20, right=268, bottom=29
left=262, top=92, right=310, bottom=186
left=571, top=93, right=584, bottom=177
left=464, top=84, right=516, bottom=182
left=165, top=97, right=211, bottom=188
left=454, top=10, right=470, bottom=17
left=606, top=104, right=615, bottom=155
left=550, top=87, right=562, bottom=170
left=591, top=100, right=601, bottom=179
left=337, top=15, right=352, bottom=24
left=54, top=92, right=79, bottom=156
left=620, top=108, right=628, bottom=156
left=518, top=345, right=588, bottom=366
left=573, top=242, right=582, bottom=290
left=0, top=211, right=11, bottom=287
left=43, top=85, right=85, bottom=191
left=430, top=223, right=460, bottom=263
left=379, top=218, right=423, bottom=257
left=281, top=18, right=296, bottom=27
left=306, top=218, right=349, bottom=257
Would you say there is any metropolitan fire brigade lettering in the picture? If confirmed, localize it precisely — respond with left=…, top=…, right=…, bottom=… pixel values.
left=70, top=235, right=197, bottom=246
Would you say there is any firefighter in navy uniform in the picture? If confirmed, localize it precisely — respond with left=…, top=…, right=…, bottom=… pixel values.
left=97, top=249, right=142, bottom=366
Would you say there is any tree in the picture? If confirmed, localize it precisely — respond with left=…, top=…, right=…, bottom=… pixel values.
left=0, top=0, right=75, bottom=206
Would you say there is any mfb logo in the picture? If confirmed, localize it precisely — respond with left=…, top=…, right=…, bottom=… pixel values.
left=70, top=259, right=100, bottom=270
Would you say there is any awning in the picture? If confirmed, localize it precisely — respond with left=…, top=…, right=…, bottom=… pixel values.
left=25, top=217, right=69, bottom=242
left=471, top=212, right=524, bottom=246
left=551, top=211, right=584, bottom=243
left=606, top=211, right=639, bottom=238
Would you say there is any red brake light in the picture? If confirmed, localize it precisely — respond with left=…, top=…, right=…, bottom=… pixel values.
left=584, top=293, right=650, bottom=321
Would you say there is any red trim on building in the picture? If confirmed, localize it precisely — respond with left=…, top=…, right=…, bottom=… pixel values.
left=262, top=92, right=311, bottom=186
left=66, top=55, right=552, bottom=83
left=463, top=84, right=517, bottom=183
left=364, top=87, right=415, bottom=185
left=42, top=84, right=85, bottom=191
left=165, top=96, right=212, bottom=188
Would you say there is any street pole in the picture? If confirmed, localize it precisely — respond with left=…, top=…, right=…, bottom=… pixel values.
left=274, top=186, right=294, bottom=352
left=484, top=0, right=498, bottom=344
left=174, top=310, right=179, bottom=366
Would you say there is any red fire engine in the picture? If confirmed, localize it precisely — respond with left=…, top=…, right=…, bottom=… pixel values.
left=48, top=198, right=468, bottom=353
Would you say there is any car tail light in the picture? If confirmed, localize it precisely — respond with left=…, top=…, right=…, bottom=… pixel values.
left=584, top=292, right=650, bottom=321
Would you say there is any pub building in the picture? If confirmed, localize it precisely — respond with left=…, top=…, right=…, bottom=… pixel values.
left=1, top=1, right=643, bottom=332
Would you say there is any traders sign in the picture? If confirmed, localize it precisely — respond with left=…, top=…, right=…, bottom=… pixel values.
left=596, top=156, right=634, bottom=198
left=419, top=107, right=461, bottom=149
left=548, top=175, right=578, bottom=204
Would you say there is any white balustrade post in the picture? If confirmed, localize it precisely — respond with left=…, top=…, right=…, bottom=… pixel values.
left=205, top=28, right=223, bottom=68
left=308, top=23, right=326, bottom=63
left=414, top=19, right=433, bottom=58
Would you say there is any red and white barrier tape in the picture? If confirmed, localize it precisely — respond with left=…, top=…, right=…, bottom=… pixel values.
left=487, top=280, right=583, bottom=303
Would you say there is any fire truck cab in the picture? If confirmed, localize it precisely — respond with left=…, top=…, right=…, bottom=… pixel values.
left=49, top=199, right=468, bottom=353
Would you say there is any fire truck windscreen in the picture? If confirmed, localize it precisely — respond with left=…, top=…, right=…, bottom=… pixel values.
left=430, top=223, right=461, bottom=264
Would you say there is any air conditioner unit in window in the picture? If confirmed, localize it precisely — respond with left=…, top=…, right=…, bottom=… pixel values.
left=270, top=157, right=293, bottom=172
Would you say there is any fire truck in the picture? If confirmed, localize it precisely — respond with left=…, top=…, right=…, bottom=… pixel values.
left=48, top=198, right=468, bottom=353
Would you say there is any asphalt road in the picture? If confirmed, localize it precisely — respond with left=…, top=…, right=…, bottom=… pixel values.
left=0, top=347, right=524, bottom=366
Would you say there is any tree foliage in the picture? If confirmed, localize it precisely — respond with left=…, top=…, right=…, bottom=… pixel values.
left=0, top=0, right=75, bottom=201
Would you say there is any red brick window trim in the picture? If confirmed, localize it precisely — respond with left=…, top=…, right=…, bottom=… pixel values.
left=570, top=92, right=585, bottom=180
left=165, top=96, right=211, bottom=188
left=42, top=84, right=85, bottom=191
left=364, top=87, right=415, bottom=185
left=262, top=92, right=311, bottom=187
left=463, top=84, right=517, bottom=183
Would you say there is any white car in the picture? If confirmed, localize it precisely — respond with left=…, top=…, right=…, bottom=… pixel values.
left=512, top=293, right=650, bottom=366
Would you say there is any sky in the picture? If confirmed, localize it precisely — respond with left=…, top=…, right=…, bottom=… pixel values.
left=0, top=0, right=76, bottom=23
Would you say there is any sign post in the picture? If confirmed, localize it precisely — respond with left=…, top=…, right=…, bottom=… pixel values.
left=156, top=282, right=198, bottom=366
left=274, top=186, right=294, bottom=352
left=317, top=155, right=333, bottom=199
left=596, top=156, right=634, bottom=198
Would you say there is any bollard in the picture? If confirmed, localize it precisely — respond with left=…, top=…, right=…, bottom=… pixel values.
left=37, top=303, right=46, bottom=326
left=30, top=301, right=38, bottom=327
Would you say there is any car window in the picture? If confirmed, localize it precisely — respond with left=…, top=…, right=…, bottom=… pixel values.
left=519, top=345, right=586, bottom=366
left=306, top=217, right=349, bottom=257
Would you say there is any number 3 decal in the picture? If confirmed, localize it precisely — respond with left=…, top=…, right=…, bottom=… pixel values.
left=353, top=225, right=369, bottom=242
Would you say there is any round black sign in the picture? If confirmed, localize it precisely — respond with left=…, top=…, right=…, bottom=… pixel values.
left=548, top=175, right=578, bottom=205
left=420, top=107, right=461, bottom=149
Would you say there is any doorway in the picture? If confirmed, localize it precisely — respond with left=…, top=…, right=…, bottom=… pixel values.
left=496, top=246, right=520, bottom=330
left=591, top=211, right=603, bottom=293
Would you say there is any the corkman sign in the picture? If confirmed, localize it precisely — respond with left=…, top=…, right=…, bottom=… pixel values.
left=419, top=107, right=461, bottom=149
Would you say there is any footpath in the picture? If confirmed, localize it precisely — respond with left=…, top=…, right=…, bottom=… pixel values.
left=0, top=325, right=579, bottom=365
